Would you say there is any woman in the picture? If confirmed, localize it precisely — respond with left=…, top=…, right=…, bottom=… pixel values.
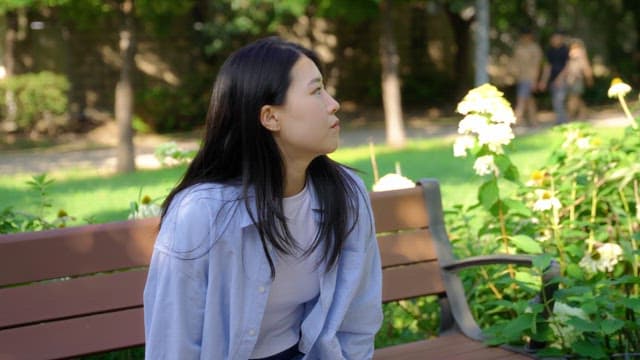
left=143, top=37, right=382, bottom=360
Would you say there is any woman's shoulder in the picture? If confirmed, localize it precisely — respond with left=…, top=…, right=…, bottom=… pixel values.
left=157, top=181, right=245, bottom=258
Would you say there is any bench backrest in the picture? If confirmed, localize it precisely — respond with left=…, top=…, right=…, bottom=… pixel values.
left=0, top=183, right=447, bottom=358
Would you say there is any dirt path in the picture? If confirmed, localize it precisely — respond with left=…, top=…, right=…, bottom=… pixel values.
left=0, top=110, right=630, bottom=176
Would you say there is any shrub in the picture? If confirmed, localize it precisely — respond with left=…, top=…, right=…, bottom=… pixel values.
left=0, top=71, right=70, bottom=133
left=449, top=81, right=640, bottom=358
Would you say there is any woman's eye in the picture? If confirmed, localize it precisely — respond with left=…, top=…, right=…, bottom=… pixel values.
left=313, top=87, right=322, bottom=94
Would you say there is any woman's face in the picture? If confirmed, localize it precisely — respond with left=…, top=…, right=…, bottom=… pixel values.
left=270, top=55, right=341, bottom=165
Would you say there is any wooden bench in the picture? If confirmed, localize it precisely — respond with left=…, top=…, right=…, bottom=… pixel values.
left=0, top=178, right=558, bottom=359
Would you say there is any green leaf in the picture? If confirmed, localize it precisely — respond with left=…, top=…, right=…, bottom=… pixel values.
left=502, top=199, right=532, bottom=217
left=478, top=179, right=499, bottom=211
left=536, top=347, right=566, bottom=357
left=503, top=313, right=535, bottom=335
left=532, top=254, right=553, bottom=271
left=565, top=263, right=584, bottom=280
left=567, top=317, right=598, bottom=332
left=600, top=318, right=624, bottom=335
left=510, top=235, right=542, bottom=254
left=514, top=271, right=538, bottom=289
left=571, top=340, right=607, bottom=359
left=621, top=298, right=640, bottom=312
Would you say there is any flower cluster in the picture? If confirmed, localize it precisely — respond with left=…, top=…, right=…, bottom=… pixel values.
left=579, top=243, right=624, bottom=273
left=454, top=84, right=516, bottom=176
left=129, top=194, right=162, bottom=219
left=372, top=173, right=415, bottom=192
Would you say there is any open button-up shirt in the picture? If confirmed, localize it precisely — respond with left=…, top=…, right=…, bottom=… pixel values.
left=143, top=171, right=383, bottom=359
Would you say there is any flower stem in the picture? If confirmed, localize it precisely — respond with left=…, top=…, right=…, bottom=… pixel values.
left=498, top=199, right=515, bottom=279
left=618, top=95, right=638, bottom=129
left=550, top=176, right=566, bottom=272
left=619, top=188, right=638, bottom=296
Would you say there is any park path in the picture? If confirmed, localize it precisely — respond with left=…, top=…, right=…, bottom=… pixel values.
left=0, top=110, right=629, bottom=176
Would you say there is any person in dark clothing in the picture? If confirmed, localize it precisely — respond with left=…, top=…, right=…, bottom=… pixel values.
left=539, top=31, right=570, bottom=124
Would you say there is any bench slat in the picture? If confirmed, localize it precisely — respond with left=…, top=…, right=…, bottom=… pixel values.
left=0, top=307, right=144, bottom=360
left=378, top=229, right=437, bottom=268
left=0, top=218, right=158, bottom=286
left=0, top=269, right=147, bottom=329
left=382, top=262, right=445, bottom=303
left=373, top=333, right=531, bottom=359
left=370, top=187, right=429, bottom=233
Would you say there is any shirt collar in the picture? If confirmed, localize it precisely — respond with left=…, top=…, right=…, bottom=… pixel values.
left=239, top=178, right=321, bottom=228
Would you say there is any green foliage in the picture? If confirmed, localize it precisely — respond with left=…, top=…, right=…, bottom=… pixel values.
left=196, top=0, right=308, bottom=57
left=0, top=174, right=75, bottom=234
left=449, top=84, right=640, bottom=357
left=154, top=142, right=196, bottom=167
left=0, top=71, right=70, bottom=132
left=375, top=296, right=440, bottom=348
left=0, top=0, right=68, bottom=13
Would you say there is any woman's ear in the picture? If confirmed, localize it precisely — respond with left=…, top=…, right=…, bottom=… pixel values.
left=260, top=105, right=280, bottom=132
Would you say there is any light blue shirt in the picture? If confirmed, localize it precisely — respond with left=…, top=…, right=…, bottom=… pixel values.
left=143, top=171, right=383, bottom=359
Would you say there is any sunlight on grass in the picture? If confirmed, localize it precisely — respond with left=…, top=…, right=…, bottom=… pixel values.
left=0, top=125, right=626, bottom=225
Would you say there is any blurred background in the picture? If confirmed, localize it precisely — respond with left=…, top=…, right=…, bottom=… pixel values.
left=0, top=0, right=638, bottom=171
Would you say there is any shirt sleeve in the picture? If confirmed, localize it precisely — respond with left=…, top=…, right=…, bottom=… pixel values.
left=143, top=195, right=214, bottom=359
left=336, top=179, right=383, bottom=360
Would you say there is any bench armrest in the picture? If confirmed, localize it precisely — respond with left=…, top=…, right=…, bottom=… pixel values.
left=441, top=254, right=533, bottom=271
left=418, top=179, right=560, bottom=346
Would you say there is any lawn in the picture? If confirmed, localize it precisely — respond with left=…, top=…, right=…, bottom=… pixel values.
left=0, top=125, right=625, bottom=226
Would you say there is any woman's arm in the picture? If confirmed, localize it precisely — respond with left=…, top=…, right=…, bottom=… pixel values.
left=336, top=183, right=383, bottom=359
left=144, top=195, right=214, bottom=359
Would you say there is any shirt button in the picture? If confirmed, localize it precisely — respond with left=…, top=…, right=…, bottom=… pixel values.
left=258, top=286, right=266, bottom=293
left=249, top=329, right=256, bottom=336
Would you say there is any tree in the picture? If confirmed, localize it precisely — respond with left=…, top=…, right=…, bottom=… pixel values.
left=0, top=0, right=68, bottom=132
left=115, top=0, right=136, bottom=172
left=379, top=0, right=405, bottom=148
left=59, top=0, right=195, bottom=173
left=442, top=0, right=475, bottom=98
left=474, top=0, right=489, bottom=86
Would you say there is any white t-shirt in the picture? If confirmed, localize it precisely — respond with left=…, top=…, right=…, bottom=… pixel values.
left=250, top=185, right=321, bottom=358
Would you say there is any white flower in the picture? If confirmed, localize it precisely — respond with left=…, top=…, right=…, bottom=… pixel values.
left=579, top=243, right=624, bottom=273
left=129, top=203, right=162, bottom=219
left=607, top=78, right=632, bottom=98
left=490, top=106, right=517, bottom=124
left=561, top=129, right=581, bottom=148
left=532, top=189, right=562, bottom=211
left=372, top=173, right=415, bottom=192
left=473, top=155, right=498, bottom=176
left=551, top=301, right=588, bottom=346
left=456, top=84, right=511, bottom=115
left=458, top=114, right=488, bottom=134
left=579, top=254, right=599, bottom=273
left=453, top=135, right=476, bottom=157
left=596, top=243, right=623, bottom=272
left=576, top=137, right=591, bottom=150
left=477, top=123, right=514, bottom=153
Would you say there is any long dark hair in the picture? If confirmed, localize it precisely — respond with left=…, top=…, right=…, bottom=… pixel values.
left=161, top=37, right=362, bottom=275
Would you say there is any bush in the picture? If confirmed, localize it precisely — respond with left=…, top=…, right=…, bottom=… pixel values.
left=449, top=82, right=640, bottom=358
left=0, top=71, right=70, bottom=133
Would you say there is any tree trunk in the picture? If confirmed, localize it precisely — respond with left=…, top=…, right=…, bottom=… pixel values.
left=115, top=0, right=136, bottom=173
left=379, top=0, right=405, bottom=149
left=445, top=7, right=473, bottom=99
left=2, top=11, right=18, bottom=132
left=474, top=0, right=489, bottom=86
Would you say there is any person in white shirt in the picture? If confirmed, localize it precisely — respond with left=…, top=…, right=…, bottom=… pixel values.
left=143, top=37, right=383, bottom=360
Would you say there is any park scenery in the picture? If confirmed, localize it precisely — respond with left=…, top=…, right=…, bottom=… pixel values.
left=1, top=1, right=640, bottom=359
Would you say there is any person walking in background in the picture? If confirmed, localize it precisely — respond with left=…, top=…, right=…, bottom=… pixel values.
left=512, top=28, right=543, bottom=126
left=566, top=39, right=593, bottom=120
left=539, top=30, right=570, bottom=124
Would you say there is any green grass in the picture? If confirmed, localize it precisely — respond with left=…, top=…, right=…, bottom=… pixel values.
left=0, top=126, right=626, bottom=225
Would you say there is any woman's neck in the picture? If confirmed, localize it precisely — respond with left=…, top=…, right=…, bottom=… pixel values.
left=283, top=159, right=309, bottom=197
